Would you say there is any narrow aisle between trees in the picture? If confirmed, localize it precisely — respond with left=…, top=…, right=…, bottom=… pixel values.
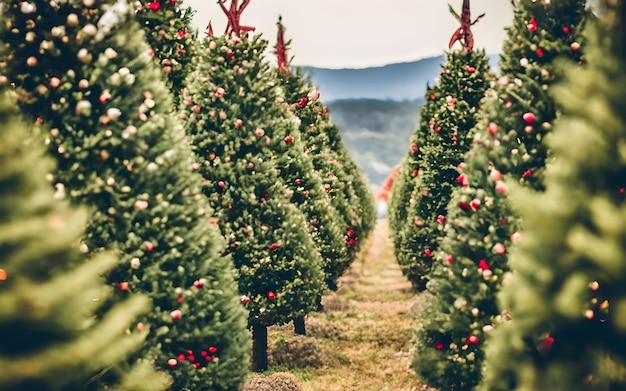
left=258, top=219, right=438, bottom=391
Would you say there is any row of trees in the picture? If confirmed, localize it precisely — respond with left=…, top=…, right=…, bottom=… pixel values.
left=388, top=0, right=626, bottom=390
left=0, top=0, right=374, bottom=390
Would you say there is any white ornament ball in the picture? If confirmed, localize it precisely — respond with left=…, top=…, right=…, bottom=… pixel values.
left=21, top=2, right=36, bottom=13
left=519, top=57, right=529, bottom=67
left=130, top=257, right=141, bottom=269
left=66, top=13, right=79, bottom=27
left=82, top=24, right=97, bottom=36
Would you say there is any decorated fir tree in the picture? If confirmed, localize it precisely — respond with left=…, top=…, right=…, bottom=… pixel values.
left=0, top=92, right=171, bottom=391
left=134, top=0, right=199, bottom=99
left=479, top=1, right=626, bottom=389
left=181, top=3, right=326, bottom=371
left=272, top=17, right=376, bottom=251
left=0, top=1, right=250, bottom=390
left=388, top=83, right=440, bottom=241
left=413, top=0, right=591, bottom=390
left=394, top=0, right=491, bottom=291
left=273, top=16, right=354, bottom=292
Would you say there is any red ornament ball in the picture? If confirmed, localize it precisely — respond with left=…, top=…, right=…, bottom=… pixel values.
left=267, top=291, right=276, bottom=300
left=522, top=112, right=536, bottom=124
left=148, top=1, right=160, bottom=11
left=170, top=309, right=183, bottom=320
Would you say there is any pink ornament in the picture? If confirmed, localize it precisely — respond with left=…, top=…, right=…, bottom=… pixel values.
left=511, top=231, right=521, bottom=242
left=275, top=97, right=284, bottom=104
left=410, top=144, right=418, bottom=153
left=523, top=112, right=536, bottom=124
left=571, top=42, right=580, bottom=51
left=145, top=242, right=154, bottom=252
left=493, top=243, right=506, bottom=255
left=255, top=128, right=265, bottom=136
left=495, top=180, right=507, bottom=193
left=470, top=199, right=481, bottom=210
left=170, top=309, right=182, bottom=320
left=49, top=77, right=61, bottom=88
left=446, top=255, right=454, bottom=264
left=234, top=119, right=243, bottom=127
left=490, top=169, right=502, bottom=180
left=308, top=90, right=320, bottom=101
left=215, top=87, right=225, bottom=98
left=424, top=248, right=432, bottom=257
left=488, top=122, right=498, bottom=136
left=167, top=358, right=178, bottom=367
left=240, top=295, right=250, bottom=304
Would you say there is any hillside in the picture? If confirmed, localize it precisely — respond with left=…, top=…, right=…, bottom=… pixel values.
left=303, top=54, right=499, bottom=102
left=327, top=99, right=423, bottom=191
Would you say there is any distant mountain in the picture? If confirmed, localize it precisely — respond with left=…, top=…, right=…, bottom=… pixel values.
left=300, top=54, right=499, bottom=102
left=326, top=98, right=423, bottom=192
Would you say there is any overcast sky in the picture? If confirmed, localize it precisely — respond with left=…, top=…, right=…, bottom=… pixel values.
left=183, top=0, right=515, bottom=69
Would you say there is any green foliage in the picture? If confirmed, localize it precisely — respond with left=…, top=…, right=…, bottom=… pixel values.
left=0, top=92, right=168, bottom=391
left=274, top=69, right=352, bottom=290
left=395, top=49, right=491, bottom=290
left=388, top=85, right=439, bottom=242
left=0, top=1, right=250, bottom=390
left=480, top=1, right=626, bottom=389
left=181, top=32, right=326, bottom=328
left=417, top=1, right=592, bottom=389
left=135, top=0, right=199, bottom=98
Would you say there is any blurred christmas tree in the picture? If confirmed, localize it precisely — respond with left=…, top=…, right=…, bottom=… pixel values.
left=415, top=0, right=591, bottom=390
left=134, top=0, right=199, bottom=99
left=479, top=0, right=626, bottom=389
left=0, top=1, right=250, bottom=390
left=388, top=83, right=440, bottom=245
left=394, top=0, right=491, bottom=291
left=180, top=3, right=326, bottom=371
left=0, top=92, right=170, bottom=391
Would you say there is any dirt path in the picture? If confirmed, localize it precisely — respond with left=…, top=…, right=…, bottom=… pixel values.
left=267, top=219, right=437, bottom=391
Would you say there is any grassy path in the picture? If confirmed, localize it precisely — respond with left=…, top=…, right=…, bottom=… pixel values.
left=266, top=219, right=437, bottom=391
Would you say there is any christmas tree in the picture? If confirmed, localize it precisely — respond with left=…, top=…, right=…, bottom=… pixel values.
left=0, top=91, right=170, bottom=391
left=134, top=0, right=199, bottom=99
left=273, top=16, right=353, bottom=292
left=181, top=2, right=326, bottom=371
left=0, top=1, right=250, bottom=390
left=388, top=83, right=439, bottom=242
left=272, top=17, right=376, bottom=256
left=394, top=0, right=491, bottom=290
left=414, top=0, right=591, bottom=389
left=479, top=0, right=626, bottom=389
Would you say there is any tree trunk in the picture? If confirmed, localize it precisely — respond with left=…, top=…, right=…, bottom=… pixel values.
left=251, top=324, right=268, bottom=372
left=293, top=316, right=306, bottom=335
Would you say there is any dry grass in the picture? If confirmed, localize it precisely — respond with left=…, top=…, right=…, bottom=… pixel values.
left=265, top=219, right=438, bottom=391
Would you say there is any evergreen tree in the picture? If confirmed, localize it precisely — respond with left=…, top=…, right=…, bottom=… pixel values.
left=388, top=83, right=440, bottom=241
left=134, top=0, right=198, bottom=98
left=0, top=1, right=250, bottom=390
left=480, top=1, right=626, bottom=389
left=0, top=92, right=170, bottom=391
left=273, top=16, right=353, bottom=292
left=181, top=27, right=326, bottom=371
left=414, top=0, right=591, bottom=389
left=395, top=0, right=491, bottom=290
